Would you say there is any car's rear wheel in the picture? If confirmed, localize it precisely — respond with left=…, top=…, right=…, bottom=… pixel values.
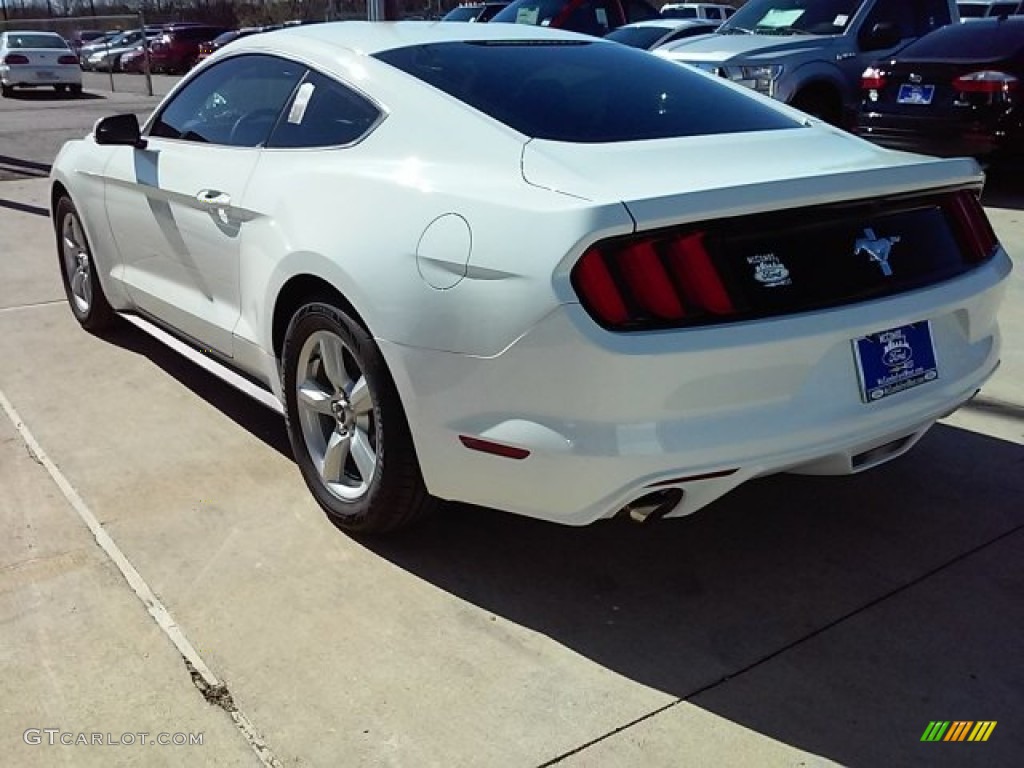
left=1, top=85, right=12, bottom=98
left=69, top=84, right=82, bottom=96
left=54, top=84, right=67, bottom=93
left=282, top=301, right=435, bottom=534
left=55, top=195, right=116, bottom=331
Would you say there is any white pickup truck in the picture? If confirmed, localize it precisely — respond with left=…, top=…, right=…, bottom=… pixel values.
left=657, top=0, right=958, bottom=125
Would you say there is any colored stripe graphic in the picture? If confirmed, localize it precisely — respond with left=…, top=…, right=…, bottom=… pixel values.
left=921, top=721, right=950, bottom=741
left=968, top=722, right=997, bottom=742
left=921, top=721, right=996, bottom=742
left=945, top=721, right=972, bottom=741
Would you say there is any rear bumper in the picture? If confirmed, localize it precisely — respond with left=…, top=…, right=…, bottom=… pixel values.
left=380, top=254, right=1010, bottom=526
left=1, top=65, right=81, bottom=87
left=855, top=112, right=1021, bottom=159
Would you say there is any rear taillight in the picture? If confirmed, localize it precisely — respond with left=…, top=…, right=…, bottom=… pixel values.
left=571, top=231, right=734, bottom=330
left=3, top=54, right=29, bottom=65
left=861, top=67, right=886, bottom=91
left=953, top=70, right=1018, bottom=95
left=943, top=190, right=998, bottom=264
left=58, top=54, right=79, bottom=65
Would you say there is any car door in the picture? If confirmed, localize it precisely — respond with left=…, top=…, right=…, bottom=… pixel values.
left=102, top=54, right=304, bottom=356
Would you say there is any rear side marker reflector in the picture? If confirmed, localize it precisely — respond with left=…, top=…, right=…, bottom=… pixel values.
left=459, top=435, right=530, bottom=460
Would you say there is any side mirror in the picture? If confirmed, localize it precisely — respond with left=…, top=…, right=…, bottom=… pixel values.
left=94, top=114, right=147, bottom=149
left=861, top=22, right=902, bottom=52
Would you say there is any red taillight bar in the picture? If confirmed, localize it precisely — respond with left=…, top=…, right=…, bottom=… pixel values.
left=943, top=190, right=998, bottom=264
left=572, top=229, right=734, bottom=331
left=953, top=70, right=1019, bottom=94
left=574, top=249, right=629, bottom=326
left=3, top=54, right=30, bottom=65
left=58, top=55, right=79, bottom=65
left=861, top=67, right=886, bottom=90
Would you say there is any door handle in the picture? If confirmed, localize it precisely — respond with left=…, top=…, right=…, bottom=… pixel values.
left=196, top=189, right=231, bottom=206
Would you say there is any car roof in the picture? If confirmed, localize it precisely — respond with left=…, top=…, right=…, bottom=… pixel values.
left=233, top=20, right=593, bottom=57
left=1, top=30, right=64, bottom=37
left=619, top=19, right=718, bottom=29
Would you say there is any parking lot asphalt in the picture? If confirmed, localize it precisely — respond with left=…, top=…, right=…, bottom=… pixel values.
left=0, top=81, right=1021, bottom=767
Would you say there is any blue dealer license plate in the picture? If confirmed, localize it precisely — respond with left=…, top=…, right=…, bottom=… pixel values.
left=853, top=322, right=938, bottom=402
left=897, top=84, right=935, bottom=105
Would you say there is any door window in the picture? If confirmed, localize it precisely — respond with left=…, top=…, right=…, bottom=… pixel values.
left=267, top=71, right=382, bottom=149
left=150, top=54, right=304, bottom=147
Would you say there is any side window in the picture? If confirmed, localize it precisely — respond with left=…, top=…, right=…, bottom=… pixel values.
left=916, top=0, right=953, bottom=33
left=991, top=2, right=1018, bottom=14
left=267, top=71, right=382, bottom=149
left=150, top=55, right=304, bottom=147
left=860, top=0, right=916, bottom=44
left=624, top=0, right=660, bottom=22
left=561, top=0, right=619, bottom=35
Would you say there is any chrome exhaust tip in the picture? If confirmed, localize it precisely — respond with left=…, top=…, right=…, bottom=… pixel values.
left=619, top=488, right=684, bottom=524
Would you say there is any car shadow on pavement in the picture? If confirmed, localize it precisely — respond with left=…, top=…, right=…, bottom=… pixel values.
left=101, top=320, right=292, bottom=459
left=4, top=90, right=104, bottom=101
left=366, top=424, right=1023, bottom=768
left=95, top=318, right=1022, bottom=766
left=982, top=170, right=1024, bottom=211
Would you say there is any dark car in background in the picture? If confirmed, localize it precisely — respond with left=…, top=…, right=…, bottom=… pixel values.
left=148, top=24, right=227, bottom=73
left=195, top=27, right=268, bottom=66
left=491, top=0, right=659, bottom=36
left=442, top=2, right=511, bottom=21
left=855, top=16, right=1024, bottom=163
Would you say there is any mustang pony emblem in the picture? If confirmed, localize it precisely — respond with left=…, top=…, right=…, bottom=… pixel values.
left=855, top=228, right=901, bottom=276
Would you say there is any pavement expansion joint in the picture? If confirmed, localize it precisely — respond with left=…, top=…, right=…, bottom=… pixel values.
left=0, top=385, right=285, bottom=768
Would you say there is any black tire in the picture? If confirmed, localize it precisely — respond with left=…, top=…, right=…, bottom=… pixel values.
left=69, top=84, right=83, bottom=96
left=55, top=195, right=116, bottom=332
left=791, top=88, right=842, bottom=126
left=282, top=301, right=436, bottom=535
left=1, top=85, right=12, bottom=98
left=54, top=84, right=67, bottom=93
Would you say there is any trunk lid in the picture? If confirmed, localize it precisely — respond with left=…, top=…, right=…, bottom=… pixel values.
left=521, top=126, right=982, bottom=230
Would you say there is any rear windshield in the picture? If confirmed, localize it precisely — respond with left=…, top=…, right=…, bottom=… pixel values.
left=664, top=7, right=699, bottom=17
left=374, top=40, right=800, bottom=143
left=900, top=18, right=1024, bottom=59
left=5, top=33, right=69, bottom=49
left=443, top=6, right=483, bottom=20
left=604, top=25, right=673, bottom=47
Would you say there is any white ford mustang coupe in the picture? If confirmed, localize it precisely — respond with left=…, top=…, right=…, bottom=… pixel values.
left=51, top=23, right=1010, bottom=533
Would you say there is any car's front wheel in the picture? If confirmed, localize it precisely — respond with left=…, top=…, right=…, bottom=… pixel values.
left=281, top=301, right=435, bottom=534
left=55, top=195, right=116, bottom=331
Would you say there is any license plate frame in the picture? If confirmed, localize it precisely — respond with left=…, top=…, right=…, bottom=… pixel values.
left=853, top=322, right=939, bottom=403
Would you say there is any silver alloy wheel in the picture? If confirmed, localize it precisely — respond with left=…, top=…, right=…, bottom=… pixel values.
left=295, top=330, right=378, bottom=501
left=61, top=211, right=92, bottom=314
